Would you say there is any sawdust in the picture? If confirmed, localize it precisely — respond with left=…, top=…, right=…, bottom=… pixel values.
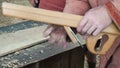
left=0, top=57, right=20, bottom=68
left=0, top=49, right=35, bottom=68
left=14, top=52, right=20, bottom=55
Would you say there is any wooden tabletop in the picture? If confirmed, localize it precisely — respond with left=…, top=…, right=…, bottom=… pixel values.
left=0, top=21, right=80, bottom=67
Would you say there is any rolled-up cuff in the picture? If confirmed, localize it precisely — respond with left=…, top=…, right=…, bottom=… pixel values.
left=105, top=1, right=120, bottom=30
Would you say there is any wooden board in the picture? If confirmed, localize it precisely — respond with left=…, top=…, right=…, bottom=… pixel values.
left=0, top=42, right=81, bottom=68
left=2, top=2, right=120, bottom=54
left=2, top=2, right=120, bottom=35
left=0, top=25, right=49, bottom=56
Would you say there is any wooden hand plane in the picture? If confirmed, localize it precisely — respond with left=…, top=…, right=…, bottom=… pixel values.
left=2, top=2, right=120, bottom=55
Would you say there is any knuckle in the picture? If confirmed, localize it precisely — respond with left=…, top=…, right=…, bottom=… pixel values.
left=79, top=24, right=84, bottom=28
left=87, top=31, right=91, bottom=35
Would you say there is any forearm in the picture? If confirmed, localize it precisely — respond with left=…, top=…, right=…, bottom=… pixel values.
left=63, top=0, right=90, bottom=15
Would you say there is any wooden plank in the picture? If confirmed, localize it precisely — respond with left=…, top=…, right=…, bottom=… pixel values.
left=0, top=42, right=80, bottom=68
left=0, top=25, right=49, bottom=56
left=64, top=26, right=77, bottom=43
left=0, top=21, right=84, bottom=68
left=2, top=2, right=81, bottom=28
left=2, top=2, right=120, bottom=54
left=2, top=2, right=120, bottom=35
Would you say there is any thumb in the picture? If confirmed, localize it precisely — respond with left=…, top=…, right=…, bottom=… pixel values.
left=43, top=25, right=55, bottom=37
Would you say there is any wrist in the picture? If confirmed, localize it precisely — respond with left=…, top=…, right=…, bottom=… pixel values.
left=102, top=5, right=112, bottom=24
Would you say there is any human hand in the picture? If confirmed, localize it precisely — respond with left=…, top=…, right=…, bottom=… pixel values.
left=77, top=6, right=112, bottom=36
left=43, top=25, right=68, bottom=48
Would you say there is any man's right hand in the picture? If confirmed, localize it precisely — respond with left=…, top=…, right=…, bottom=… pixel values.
left=43, top=25, right=68, bottom=48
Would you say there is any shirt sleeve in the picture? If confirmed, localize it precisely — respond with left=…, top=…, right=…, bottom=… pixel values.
left=39, top=0, right=66, bottom=12
left=63, top=0, right=90, bottom=15
left=105, top=1, right=120, bottom=30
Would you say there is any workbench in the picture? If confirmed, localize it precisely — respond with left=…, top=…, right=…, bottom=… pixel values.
left=0, top=21, right=85, bottom=68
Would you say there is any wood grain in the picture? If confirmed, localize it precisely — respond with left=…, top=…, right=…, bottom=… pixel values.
left=0, top=25, right=49, bottom=56
left=63, top=26, right=77, bottom=43
left=2, top=2, right=120, bottom=54
left=2, top=2, right=120, bottom=35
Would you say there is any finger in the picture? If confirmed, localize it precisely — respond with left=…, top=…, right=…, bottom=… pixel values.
left=58, top=38, right=68, bottom=48
left=57, top=40, right=65, bottom=46
left=49, top=31, right=62, bottom=44
left=81, top=21, right=92, bottom=34
left=93, top=27, right=102, bottom=36
left=48, top=38, right=56, bottom=44
left=43, top=25, right=55, bottom=37
left=63, top=42, right=68, bottom=48
left=77, top=17, right=88, bottom=32
left=48, top=35, right=56, bottom=44
left=80, top=34, right=89, bottom=40
left=87, top=25, right=97, bottom=35
left=57, top=37, right=66, bottom=46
